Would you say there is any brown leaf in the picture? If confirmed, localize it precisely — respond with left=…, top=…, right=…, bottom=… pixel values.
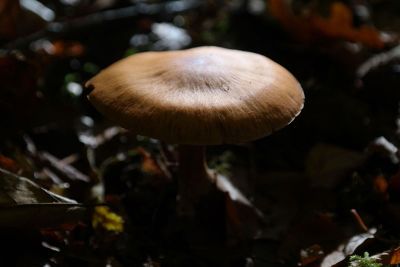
left=388, top=247, right=400, bottom=265
left=0, top=155, right=19, bottom=173
left=373, top=175, right=388, bottom=195
left=137, top=147, right=164, bottom=177
left=311, top=2, right=384, bottom=48
left=0, top=167, right=85, bottom=229
left=299, top=244, right=324, bottom=266
left=268, top=0, right=387, bottom=48
left=268, top=0, right=311, bottom=42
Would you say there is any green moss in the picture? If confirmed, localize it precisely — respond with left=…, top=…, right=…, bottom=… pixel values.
left=349, top=252, right=383, bottom=267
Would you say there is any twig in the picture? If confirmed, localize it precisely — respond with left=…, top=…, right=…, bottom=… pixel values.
left=350, top=209, right=369, bottom=232
left=42, top=167, right=64, bottom=185
left=356, top=44, right=400, bottom=79
left=60, top=153, right=79, bottom=165
left=39, top=152, right=90, bottom=183
left=2, top=0, right=201, bottom=50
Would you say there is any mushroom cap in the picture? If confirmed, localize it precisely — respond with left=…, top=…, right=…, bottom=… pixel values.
left=86, top=46, right=304, bottom=145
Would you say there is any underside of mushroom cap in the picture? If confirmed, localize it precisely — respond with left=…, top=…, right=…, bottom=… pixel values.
left=86, top=46, right=304, bottom=145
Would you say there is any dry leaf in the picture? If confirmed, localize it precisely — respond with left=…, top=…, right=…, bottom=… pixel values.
left=92, top=206, right=124, bottom=233
left=299, top=244, right=324, bottom=266
left=137, top=147, right=164, bottom=177
left=0, top=167, right=85, bottom=228
left=268, top=0, right=387, bottom=48
left=321, top=229, right=376, bottom=267
left=0, top=155, right=19, bottom=173
left=389, top=247, right=400, bottom=265
left=373, top=175, right=388, bottom=195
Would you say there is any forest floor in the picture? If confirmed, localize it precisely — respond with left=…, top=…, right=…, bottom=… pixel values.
left=1, top=1, right=400, bottom=266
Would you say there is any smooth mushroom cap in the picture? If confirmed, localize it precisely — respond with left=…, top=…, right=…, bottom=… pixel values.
left=86, top=46, right=304, bottom=145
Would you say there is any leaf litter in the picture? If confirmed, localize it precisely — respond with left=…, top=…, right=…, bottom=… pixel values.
left=1, top=0, right=400, bottom=266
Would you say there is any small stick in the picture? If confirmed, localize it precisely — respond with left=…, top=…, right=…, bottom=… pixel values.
left=351, top=209, right=369, bottom=232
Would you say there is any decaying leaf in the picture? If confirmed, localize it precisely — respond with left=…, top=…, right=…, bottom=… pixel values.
left=137, top=147, right=165, bottom=177
left=268, top=0, right=388, bottom=48
left=331, top=246, right=400, bottom=266
left=321, top=228, right=376, bottom=267
left=299, top=244, right=324, bottom=266
left=373, top=175, right=388, bottom=196
left=0, top=167, right=85, bottom=228
left=0, top=155, right=20, bottom=173
left=387, top=247, right=400, bottom=265
left=92, top=206, right=124, bottom=233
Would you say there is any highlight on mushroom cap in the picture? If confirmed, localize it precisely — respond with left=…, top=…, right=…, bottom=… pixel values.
left=85, top=46, right=304, bottom=145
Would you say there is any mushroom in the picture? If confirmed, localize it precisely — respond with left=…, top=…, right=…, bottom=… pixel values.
left=85, top=46, right=304, bottom=214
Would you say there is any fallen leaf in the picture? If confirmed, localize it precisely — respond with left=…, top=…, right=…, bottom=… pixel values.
left=0, top=167, right=85, bottom=229
left=0, top=155, right=19, bottom=173
left=388, top=247, right=400, bottom=265
left=268, top=0, right=388, bottom=48
left=137, top=147, right=165, bottom=177
left=299, top=244, right=324, bottom=266
left=377, top=247, right=400, bottom=265
left=321, top=228, right=376, bottom=267
left=92, top=206, right=124, bottom=233
left=311, top=2, right=385, bottom=48
left=373, top=175, right=388, bottom=195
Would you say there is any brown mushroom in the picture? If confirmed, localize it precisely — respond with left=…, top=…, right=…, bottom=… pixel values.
left=85, top=46, right=304, bottom=214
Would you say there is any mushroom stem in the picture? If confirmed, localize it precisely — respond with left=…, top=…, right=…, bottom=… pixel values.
left=177, top=145, right=215, bottom=215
